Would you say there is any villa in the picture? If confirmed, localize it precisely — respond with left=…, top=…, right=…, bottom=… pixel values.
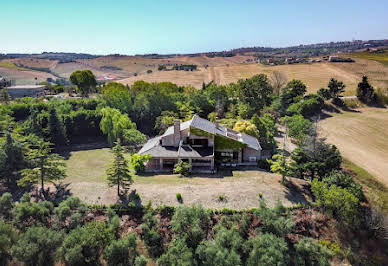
left=138, top=115, right=262, bottom=173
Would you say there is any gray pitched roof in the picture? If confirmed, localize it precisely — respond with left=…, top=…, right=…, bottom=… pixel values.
left=139, top=115, right=261, bottom=156
left=178, top=145, right=213, bottom=158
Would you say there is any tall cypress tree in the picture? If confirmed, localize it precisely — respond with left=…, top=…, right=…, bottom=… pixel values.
left=0, top=132, right=26, bottom=187
left=356, top=76, right=377, bottom=104
left=48, top=107, right=67, bottom=149
left=106, top=140, right=133, bottom=196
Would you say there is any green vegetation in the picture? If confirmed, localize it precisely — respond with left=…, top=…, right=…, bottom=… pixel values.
left=106, top=140, right=133, bottom=196
left=233, top=120, right=259, bottom=138
left=343, top=158, right=388, bottom=213
left=281, top=114, right=312, bottom=144
left=0, top=61, right=29, bottom=71
left=268, top=154, right=290, bottom=184
left=347, top=49, right=388, bottom=66
left=356, top=76, right=378, bottom=104
left=311, top=179, right=361, bottom=227
left=18, top=139, right=66, bottom=196
left=176, top=193, right=183, bottom=203
left=173, top=161, right=191, bottom=177
left=69, top=70, right=97, bottom=97
left=214, top=135, right=246, bottom=150
left=130, top=154, right=152, bottom=174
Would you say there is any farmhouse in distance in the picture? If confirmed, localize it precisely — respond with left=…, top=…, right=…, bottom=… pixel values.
left=138, top=115, right=262, bottom=173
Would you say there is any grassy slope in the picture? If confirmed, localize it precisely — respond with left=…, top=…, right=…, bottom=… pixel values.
left=343, top=158, right=388, bottom=213
left=321, top=107, right=388, bottom=186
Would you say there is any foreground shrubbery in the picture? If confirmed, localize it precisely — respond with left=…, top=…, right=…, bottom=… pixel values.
left=0, top=195, right=338, bottom=266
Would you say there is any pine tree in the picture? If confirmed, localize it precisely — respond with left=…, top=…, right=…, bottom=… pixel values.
left=18, top=139, right=66, bottom=196
left=0, top=88, right=10, bottom=104
left=0, top=132, right=26, bottom=187
left=106, top=140, right=133, bottom=196
left=357, top=76, right=377, bottom=104
left=48, top=107, right=67, bottom=149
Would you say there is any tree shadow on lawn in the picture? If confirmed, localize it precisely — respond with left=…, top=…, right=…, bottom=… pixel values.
left=117, top=189, right=142, bottom=207
left=59, top=141, right=110, bottom=160
left=284, top=180, right=312, bottom=206
left=0, top=181, right=72, bottom=204
left=31, top=182, right=72, bottom=204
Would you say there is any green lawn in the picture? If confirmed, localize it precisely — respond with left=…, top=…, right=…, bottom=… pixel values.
left=65, top=148, right=113, bottom=183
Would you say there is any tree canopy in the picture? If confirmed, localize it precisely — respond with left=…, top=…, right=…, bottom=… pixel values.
left=69, top=70, right=97, bottom=97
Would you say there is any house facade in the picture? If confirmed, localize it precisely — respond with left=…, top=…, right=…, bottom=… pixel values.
left=138, top=115, right=262, bottom=173
left=7, top=85, right=46, bottom=98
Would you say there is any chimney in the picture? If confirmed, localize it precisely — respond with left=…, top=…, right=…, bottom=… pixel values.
left=173, top=119, right=180, bottom=147
left=215, top=117, right=219, bottom=129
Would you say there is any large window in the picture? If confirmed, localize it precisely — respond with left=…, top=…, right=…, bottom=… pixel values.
left=191, top=139, right=208, bottom=147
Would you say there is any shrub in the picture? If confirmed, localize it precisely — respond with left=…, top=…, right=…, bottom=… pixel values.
left=376, top=87, right=388, bottom=105
left=60, top=221, right=114, bottom=266
left=217, top=194, right=227, bottom=202
left=13, top=201, right=53, bottom=228
left=11, top=226, right=64, bottom=266
left=157, top=238, right=194, bottom=266
left=254, top=199, right=294, bottom=237
left=0, top=192, right=13, bottom=220
left=103, top=233, right=137, bottom=266
left=171, top=205, right=210, bottom=249
left=356, top=76, right=377, bottom=104
left=54, top=197, right=88, bottom=229
left=173, top=161, right=191, bottom=177
left=176, top=193, right=183, bottom=203
left=196, top=226, right=243, bottom=266
left=322, top=170, right=364, bottom=201
left=319, top=240, right=343, bottom=256
left=294, top=237, right=331, bottom=266
left=287, top=94, right=324, bottom=117
left=317, top=88, right=332, bottom=100
left=134, top=255, right=148, bottom=266
left=141, top=210, right=164, bottom=258
left=343, top=98, right=363, bottom=109
left=0, top=221, right=17, bottom=266
left=311, top=179, right=361, bottom=227
left=365, top=208, right=388, bottom=240
left=130, top=154, right=152, bottom=174
left=244, top=233, right=290, bottom=266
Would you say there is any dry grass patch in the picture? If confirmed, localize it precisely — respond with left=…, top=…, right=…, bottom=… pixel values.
left=118, top=59, right=388, bottom=95
left=64, top=148, right=311, bottom=208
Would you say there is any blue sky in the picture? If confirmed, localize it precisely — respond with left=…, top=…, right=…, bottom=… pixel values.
left=1, top=0, right=387, bottom=55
